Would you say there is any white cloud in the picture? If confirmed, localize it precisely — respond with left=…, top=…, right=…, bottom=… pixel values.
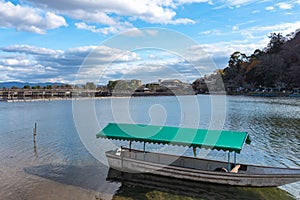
left=265, top=6, right=275, bottom=11
left=167, top=18, right=196, bottom=25
left=0, top=0, right=205, bottom=35
left=44, top=12, right=68, bottom=29
left=177, top=0, right=212, bottom=4
left=91, top=52, right=203, bottom=83
left=149, top=54, right=156, bottom=59
left=228, top=21, right=300, bottom=44
left=206, top=21, right=300, bottom=62
left=0, top=56, right=33, bottom=67
left=27, top=0, right=196, bottom=28
left=1, top=45, right=62, bottom=56
left=276, top=2, right=293, bottom=10
left=266, top=2, right=294, bottom=11
left=0, top=43, right=212, bottom=83
left=145, top=30, right=159, bottom=36
left=200, top=41, right=265, bottom=57
left=200, top=29, right=221, bottom=35
left=0, top=44, right=143, bottom=83
left=2, top=40, right=264, bottom=83
left=0, top=1, right=67, bottom=34
left=0, top=55, right=61, bottom=82
left=120, top=28, right=160, bottom=37
left=250, top=21, right=300, bottom=36
left=186, top=37, right=270, bottom=69
left=232, top=25, right=239, bottom=31
left=122, top=28, right=145, bottom=37
left=221, top=0, right=259, bottom=7
left=67, top=10, right=116, bottom=25
left=75, top=21, right=134, bottom=35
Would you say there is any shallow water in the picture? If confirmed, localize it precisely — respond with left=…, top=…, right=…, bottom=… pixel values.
left=0, top=95, right=299, bottom=199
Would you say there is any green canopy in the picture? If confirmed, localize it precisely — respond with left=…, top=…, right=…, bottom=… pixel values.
left=96, top=123, right=250, bottom=153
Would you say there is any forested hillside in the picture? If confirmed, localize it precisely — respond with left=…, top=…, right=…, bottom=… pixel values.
left=193, top=29, right=300, bottom=93
left=224, top=30, right=300, bottom=90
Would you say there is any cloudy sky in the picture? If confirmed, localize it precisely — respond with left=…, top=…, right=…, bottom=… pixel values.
left=1, top=0, right=300, bottom=84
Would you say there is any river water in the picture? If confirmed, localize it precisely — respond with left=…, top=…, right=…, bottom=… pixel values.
left=0, top=95, right=299, bottom=200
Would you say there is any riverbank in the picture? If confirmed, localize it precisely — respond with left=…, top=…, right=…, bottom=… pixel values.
left=227, top=91, right=300, bottom=98
left=2, top=92, right=300, bottom=103
left=2, top=87, right=300, bottom=102
left=0, top=88, right=197, bottom=102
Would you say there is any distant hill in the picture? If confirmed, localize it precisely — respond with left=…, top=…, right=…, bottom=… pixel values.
left=240, top=31, right=300, bottom=89
left=193, top=29, right=300, bottom=92
left=0, top=82, right=64, bottom=89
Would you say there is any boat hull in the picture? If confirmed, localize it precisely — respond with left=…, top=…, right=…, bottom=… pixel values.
left=106, top=149, right=300, bottom=187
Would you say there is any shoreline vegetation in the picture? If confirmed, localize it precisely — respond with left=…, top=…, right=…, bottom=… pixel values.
left=1, top=30, right=300, bottom=102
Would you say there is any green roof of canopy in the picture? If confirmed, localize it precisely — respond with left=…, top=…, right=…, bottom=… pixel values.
left=96, top=123, right=251, bottom=153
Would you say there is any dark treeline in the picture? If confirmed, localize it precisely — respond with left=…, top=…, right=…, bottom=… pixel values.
left=193, top=29, right=300, bottom=93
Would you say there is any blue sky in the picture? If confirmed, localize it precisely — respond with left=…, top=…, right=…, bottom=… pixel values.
left=0, top=0, right=300, bottom=85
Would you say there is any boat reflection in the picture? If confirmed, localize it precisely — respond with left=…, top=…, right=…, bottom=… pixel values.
left=107, top=168, right=294, bottom=200
left=24, top=164, right=120, bottom=196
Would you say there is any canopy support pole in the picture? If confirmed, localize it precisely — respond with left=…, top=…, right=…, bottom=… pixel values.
left=129, top=141, right=132, bottom=152
left=143, top=142, right=146, bottom=160
left=227, top=152, right=231, bottom=172
left=234, top=152, right=236, bottom=166
left=192, top=146, right=197, bottom=157
left=121, top=146, right=123, bottom=169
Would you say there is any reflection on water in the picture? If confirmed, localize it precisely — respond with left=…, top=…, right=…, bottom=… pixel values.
left=0, top=95, right=299, bottom=199
left=107, top=168, right=293, bottom=200
left=25, top=163, right=119, bottom=193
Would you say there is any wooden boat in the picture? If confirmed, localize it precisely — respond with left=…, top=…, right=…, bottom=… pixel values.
left=97, top=123, right=300, bottom=187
